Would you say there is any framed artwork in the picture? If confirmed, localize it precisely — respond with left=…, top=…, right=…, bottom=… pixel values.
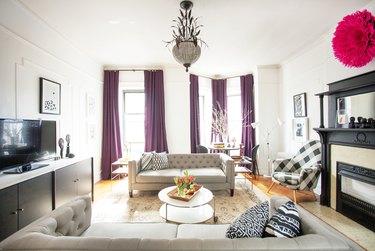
left=86, top=93, right=96, bottom=118
left=292, top=118, right=308, bottom=142
left=40, top=78, right=61, bottom=115
left=293, top=93, right=307, bottom=117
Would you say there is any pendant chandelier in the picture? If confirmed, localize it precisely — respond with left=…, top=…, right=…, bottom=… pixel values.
left=165, top=0, right=206, bottom=72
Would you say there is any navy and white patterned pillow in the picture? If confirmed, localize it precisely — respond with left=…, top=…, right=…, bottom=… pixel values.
left=140, top=152, right=154, bottom=171
left=152, top=152, right=169, bottom=170
left=264, top=200, right=301, bottom=238
left=226, top=201, right=269, bottom=238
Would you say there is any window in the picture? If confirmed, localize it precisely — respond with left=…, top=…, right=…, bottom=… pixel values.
left=198, top=78, right=243, bottom=148
left=123, top=92, right=145, bottom=157
left=227, top=95, right=242, bottom=145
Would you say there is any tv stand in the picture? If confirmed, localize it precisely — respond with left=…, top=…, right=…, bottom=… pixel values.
left=0, top=157, right=93, bottom=241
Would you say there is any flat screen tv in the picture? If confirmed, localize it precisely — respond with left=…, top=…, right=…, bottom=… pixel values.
left=0, top=119, right=56, bottom=172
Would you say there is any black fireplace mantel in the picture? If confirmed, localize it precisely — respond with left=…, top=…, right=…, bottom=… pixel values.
left=314, top=70, right=375, bottom=206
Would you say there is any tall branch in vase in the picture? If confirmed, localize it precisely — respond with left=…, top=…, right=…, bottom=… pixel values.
left=211, top=102, right=252, bottom=143
left=211, top=103, right=228, bottom=142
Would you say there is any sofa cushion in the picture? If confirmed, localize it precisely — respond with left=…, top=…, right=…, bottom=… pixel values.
left=82, top=223, right=177, bottom=239
left=136, top=169, right=181, bottom=183
left=272, top=172, right=300, bottom=185
left=187, top=168, right=226, bottom=183
left=177, top=224, right=229, bottom=239
left=265, top=200, right=301, bottom=238
left=152, top=152, right=169, bottom=170
left=226, top=201, right=269, bottom=239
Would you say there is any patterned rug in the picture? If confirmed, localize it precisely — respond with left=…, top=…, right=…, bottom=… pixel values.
left=92, top=178, right=264, bottom=224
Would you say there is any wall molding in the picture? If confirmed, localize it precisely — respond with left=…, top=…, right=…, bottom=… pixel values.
left=0, top=24, right=103, bottom=86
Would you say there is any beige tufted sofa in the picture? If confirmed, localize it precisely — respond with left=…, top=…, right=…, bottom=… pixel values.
left=128, top=153, right=235, bottom=197
left=0, top=195, right=364, bottom=251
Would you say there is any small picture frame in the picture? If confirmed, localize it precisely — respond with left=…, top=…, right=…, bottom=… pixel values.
left=293, top=93, right=307, bottom=117
left=292, top=118, right=308, bottom=142
left=40, top=78, right=61, bottom=115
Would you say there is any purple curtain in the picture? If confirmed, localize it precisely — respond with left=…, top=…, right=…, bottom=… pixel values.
left=144, top=70, right=168, bottom=153
left=240, top=74, right=255, bottom=157
left=190, top=74, right=200, bottom=153
left=211, top=79, right=227, bottom=142
left=101, top=70, right=122, bottom=180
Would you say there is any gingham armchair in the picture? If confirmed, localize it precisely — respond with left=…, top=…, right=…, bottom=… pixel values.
left=267, top=140, right=322, bottom=202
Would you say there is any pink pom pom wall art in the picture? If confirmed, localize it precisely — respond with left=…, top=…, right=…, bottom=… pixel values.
left=332, top=9, right=375, bottom=68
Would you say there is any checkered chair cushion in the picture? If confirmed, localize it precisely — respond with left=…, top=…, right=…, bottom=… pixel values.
left=271, top=140, right=321, bottom=191
left=272, top=172, right=300, bottom=186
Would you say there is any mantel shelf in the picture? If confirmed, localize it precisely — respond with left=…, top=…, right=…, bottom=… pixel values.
left=314, top=128, right=375, bottom=133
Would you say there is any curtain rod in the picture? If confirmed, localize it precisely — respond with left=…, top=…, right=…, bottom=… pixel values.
left=105, top=67, right=251, bottom=78
left=104, top=68, right=162, bottom=72
left=193, top=73, right=252, bottom=80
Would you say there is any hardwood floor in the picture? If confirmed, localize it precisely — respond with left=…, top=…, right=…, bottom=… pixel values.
left=246, top=174, right=318, bottom=203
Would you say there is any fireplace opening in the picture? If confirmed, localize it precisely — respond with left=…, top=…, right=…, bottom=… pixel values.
left=337, top=162, right=375, bottom=231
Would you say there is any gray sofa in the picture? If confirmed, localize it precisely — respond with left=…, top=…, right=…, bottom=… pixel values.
left=128, top=153, right=235, bottom=197
left=0, top=195, right=364, bottom=251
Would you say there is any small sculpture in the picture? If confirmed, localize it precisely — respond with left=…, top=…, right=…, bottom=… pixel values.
left=58, top=138, right=64, bottom=158
left=65, top=134, right=71, bottom=157
left=360, top=118, right=367, bottom=129
left=349, top=117, right=355, bottom=128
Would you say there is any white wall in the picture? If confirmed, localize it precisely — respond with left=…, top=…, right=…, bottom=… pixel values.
left=254, top=66, right=282, bottom=175
left=278, top=2, right=375, bottom=194
left=0, top=1, right=103, bottom=181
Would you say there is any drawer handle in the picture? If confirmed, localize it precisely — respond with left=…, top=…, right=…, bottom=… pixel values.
left=17, top=208, right=24, bottom=212
left=11, top=211, right=18, bottom=215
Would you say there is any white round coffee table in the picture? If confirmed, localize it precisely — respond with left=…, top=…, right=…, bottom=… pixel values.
left=158, top=186, right=217, bottom=224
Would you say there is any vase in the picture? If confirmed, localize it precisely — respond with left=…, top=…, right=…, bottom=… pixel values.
left=177, top=186, right=185, bottom=197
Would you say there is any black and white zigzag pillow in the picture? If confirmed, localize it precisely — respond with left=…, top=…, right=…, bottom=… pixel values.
left=226, top=201, right=269, bottom=238
left=152, top=152, right=169, bottom=170
left=264, top=200, right=301, bottom=238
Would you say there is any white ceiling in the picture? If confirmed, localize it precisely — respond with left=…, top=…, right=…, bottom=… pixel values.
left=19, top=0, right=372, bottom=77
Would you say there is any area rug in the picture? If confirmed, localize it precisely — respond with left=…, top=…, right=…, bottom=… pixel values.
left=92, top=179, right=263, bottom=224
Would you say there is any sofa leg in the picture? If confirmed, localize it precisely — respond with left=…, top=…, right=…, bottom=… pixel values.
left=230, top=189, right=234, bottom=197
left=267, top=182, right=275, bottom=193
left=129, top=190, right=133, bottom=198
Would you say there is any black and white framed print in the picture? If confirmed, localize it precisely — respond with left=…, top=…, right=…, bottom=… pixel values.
left=293, top=93, right=307, bottom=117
left=292, top=118, right=308, bottom=142
left=40, top=78, right=61, bottom=115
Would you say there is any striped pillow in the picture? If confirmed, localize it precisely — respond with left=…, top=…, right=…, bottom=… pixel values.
left=140, top=152, right=154, bottom=171
left=264, top=201, right=301, bottom=238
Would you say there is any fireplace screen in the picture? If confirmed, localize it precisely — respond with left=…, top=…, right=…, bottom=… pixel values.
left=337, top=162, right=375, bottom=231
left=341, top=176, right=375, bottom=206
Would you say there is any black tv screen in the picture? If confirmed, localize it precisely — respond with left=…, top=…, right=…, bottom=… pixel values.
left=0, top=119, right=56, bottom=171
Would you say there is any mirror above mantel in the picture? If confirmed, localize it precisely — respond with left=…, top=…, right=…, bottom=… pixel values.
left=315, top=70, right=375, bottom=129
left=336, top=92, right=375, bottom=128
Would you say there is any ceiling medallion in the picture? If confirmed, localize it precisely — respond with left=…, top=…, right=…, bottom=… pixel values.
left=165, top=0, right=206, bottom=72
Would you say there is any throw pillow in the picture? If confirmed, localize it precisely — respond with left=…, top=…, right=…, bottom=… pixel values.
left=152, top=152, right=169, bottom=170
left=264, top=200, right=301, bottom=238
left=140, top=152, right=154, bottom=171
left=226, top=201, right=269, bottom=239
